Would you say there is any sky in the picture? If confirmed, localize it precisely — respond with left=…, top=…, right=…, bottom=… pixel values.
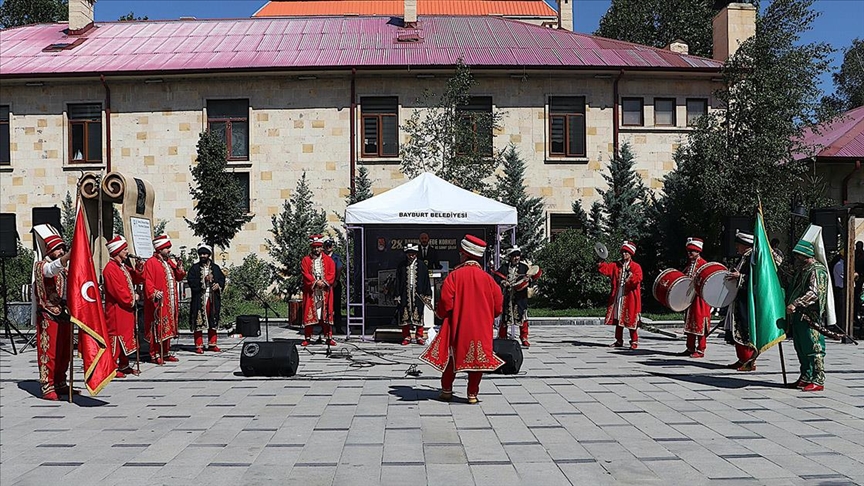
left=87, top=0, right=864, bottom=96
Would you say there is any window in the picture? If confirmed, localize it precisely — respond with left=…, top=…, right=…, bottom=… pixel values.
left=68, top=103, right=102, bottom=163
left=230, top=172, right=251, bottom=213
left=549, top=96, right=586, bottom=158
left=686, top=98, right=708, bottom=126
left=361, top=97, right=399, bottom=157
left=549, top=213, right=583, bottom=239
left=622, top=98, right=643, bottom=126
left=207, top=99, right=249, bottom=160
left=456, top=96, right=494, bottom=156
left=654, top=98, right=676, bottom=127
left=0, top=106, right=9, bottom=165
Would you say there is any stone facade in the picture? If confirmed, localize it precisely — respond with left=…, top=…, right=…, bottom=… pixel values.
left=0, top=70, right=718, bottom=264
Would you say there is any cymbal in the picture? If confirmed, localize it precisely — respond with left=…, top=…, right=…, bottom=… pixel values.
left=594, top=242, right=609, bottom=260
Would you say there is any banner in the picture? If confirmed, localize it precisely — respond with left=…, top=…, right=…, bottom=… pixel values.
left=746, top=210, right=787, bottom=353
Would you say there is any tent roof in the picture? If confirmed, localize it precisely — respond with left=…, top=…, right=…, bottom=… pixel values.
left=345, top=173, right=517, bottom=225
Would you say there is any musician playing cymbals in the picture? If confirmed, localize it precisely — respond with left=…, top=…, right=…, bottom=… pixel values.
left=187, top=243, right=225, bottom=354
left=493, top=246, right=542, bottom=348
left=598, top=241, right=643, bottom=350
left=785, top=239, right=829, bottom=392
left=395, top=244, right=432, bottom=345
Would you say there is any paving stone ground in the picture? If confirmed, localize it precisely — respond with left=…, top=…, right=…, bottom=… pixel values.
left=1, top=325, right=863, bottom=486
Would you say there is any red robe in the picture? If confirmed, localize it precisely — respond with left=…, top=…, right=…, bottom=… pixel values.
left=599, top=260, right=643, bottom=329
left=33, top=259, right=72, bottom=396
left=143, top=255, right=186, bottom=343
left=683, top=256, right=712, bottom=336
left=103, top=259, right=144, bottom=355
left=301, top=253, right=336, bottom=326
left=420, top=260, right=505, bottom=372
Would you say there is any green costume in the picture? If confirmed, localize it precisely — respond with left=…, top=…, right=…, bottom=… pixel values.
left=786, top=241, right=829, bottom=387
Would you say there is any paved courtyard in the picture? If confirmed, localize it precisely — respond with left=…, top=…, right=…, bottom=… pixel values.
left=1, top=324, right=863, bottom=486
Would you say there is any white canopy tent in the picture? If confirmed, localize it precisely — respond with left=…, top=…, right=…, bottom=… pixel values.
left=344, top=173, right=518, bottom=339
left=346, top=172, right=517, bottom=226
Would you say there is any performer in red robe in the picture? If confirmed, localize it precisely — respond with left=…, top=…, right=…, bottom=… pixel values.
left=599, top=241, right=643, bottom=349
left=301, top=234, right=336, bottom=347
left=681, top=237, right=712, bottom=358
left=143, top=234, right=186, bottom=364
left=420, top=235, right=504, bottom=404
left=103, top=235, right=144, bottom=377
left=33, top=231, right=72, bottom=400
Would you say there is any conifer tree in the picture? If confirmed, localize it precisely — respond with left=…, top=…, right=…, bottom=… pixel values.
left=267, top=173, right=328, bottom=298
left=597, top=143, right=652, bottom=243
left=61, top=191, right=75, bottom=245
left=186, top=130, right=253, bottom=249
left=493, top=146, right=545, bottom=257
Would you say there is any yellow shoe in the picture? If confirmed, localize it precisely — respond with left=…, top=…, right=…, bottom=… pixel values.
left=467, top=395, right=479, bottom=405
left=438, top=390, right=453, bottom=402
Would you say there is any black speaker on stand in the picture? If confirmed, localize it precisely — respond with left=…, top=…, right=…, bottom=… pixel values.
left=0, top=213, right=28, bottom=355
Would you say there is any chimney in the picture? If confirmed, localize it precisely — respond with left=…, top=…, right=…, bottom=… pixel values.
left=712, top=2, right=756, bottom=61
left=666, top=39, right=689, bottom=55
left=404, top=0, right=417, bottom=26
left=68, top=0, right=96, bottom=34
left=558, top=0, right=573, bottom=31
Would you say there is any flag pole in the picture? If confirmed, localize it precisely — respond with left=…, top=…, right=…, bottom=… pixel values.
left=778, top=340, right=788, bottom=386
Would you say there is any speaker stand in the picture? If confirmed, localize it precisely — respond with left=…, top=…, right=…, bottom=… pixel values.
left=1, top=258, right=29, bottom=355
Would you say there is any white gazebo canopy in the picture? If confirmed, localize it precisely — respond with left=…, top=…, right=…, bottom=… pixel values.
left=345, top=172, right=517, bottom=226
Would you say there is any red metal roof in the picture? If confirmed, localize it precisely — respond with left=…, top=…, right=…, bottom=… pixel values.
left=0, top=16, right=722, bottom=78
left=254, top=1, right=557, bottom=17
left=798, top=105, right=864, bottom=160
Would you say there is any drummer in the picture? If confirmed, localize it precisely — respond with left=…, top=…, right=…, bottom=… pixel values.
left=599, top=241, right=643, bottom=349
left=680, top=238, right=712, bottom=358
left=493, top=246, right=542, bottom=348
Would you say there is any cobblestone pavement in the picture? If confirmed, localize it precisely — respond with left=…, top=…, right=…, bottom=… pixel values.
left=1, top=325, right=863, bottom=486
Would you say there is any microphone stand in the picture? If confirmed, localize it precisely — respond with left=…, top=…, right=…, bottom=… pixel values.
left=242, top=281, right=280, bottom=342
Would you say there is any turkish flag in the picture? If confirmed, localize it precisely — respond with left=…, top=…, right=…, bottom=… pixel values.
left=67, top=202, right=116, bottom=395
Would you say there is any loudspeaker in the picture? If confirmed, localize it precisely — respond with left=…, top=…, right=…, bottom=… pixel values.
left=0, top=213, right=18, bottom=258
left=491, top=338, right=523, bottom=375
left=32, top=207, right=62, bottom=234
left=236, top=315, right=261, bottom=337
left=810, top=209, right=844, bottom=252
left=722, top=215, right=755, bottom=258
left=240, top=341, right=299, bottom=377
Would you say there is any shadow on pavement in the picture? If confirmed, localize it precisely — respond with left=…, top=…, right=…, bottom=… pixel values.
left=388, top=384, right=443, bottom=402
left=638, top=357, right=729, bottom=370
left=563, top=340, right=612, bottom=348
left=622, top=348, right=701, bottom=358
left=645, top=371, right=781, bottom=389
left=17, top=380, right=110, bottom=407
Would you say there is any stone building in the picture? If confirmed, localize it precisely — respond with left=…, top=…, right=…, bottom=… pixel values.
left=0, top=0, right=757, bottom=264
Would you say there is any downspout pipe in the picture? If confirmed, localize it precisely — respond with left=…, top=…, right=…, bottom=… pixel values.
left=350, top=68, right=357, bottom=198
left=842, top=160, right=861, bottom=204
left=612, top=69, right=624, bottom=155
left=100, top=74, right=112, bottom=172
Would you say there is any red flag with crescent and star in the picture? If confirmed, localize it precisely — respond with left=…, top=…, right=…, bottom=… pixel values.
left=67, top=202, right=116, bottom=395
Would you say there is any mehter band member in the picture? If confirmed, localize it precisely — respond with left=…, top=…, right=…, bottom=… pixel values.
left=187, top=243, right=225, bottom=354
left=786, top=239, right=829, bottom=392
left=103, top=235, right=144, bottom=377
left=725, top=231, right=758, bottom=371
left=396, top=243, right=432, bottom=345
left=33, top=229, right=72, bottom=400
left=493, top=245, right=542, bottom=348
left=681, top=237, right=711, bottom=358
left=301, top=234, right=336, bottom=347
left=143, top=234, right=186, bottom=364
left=599, top=241, right=643, bottom=350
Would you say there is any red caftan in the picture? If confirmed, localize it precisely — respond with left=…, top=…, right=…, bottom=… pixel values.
left=420, top=260, right=505, bottom=372
left=33, top=258, right=72, bottom=396
left=599, top=260, right=643, bottom=329
left=143, top=255, right=186, bottom=351
left=103, top=259, right=144, bottom=356
left=683, top=257, right=712, bottom=336
left=301, top=253, right=336, bottom=326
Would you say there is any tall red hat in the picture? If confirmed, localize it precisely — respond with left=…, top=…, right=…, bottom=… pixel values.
left=44, top=234, right=65, bottom=253
left=153, top=234, right=172, bottom=251
left=686, top=237, right=704, bottom=252
left=621, top=241, right=636, bottom=256
left=106, top=235, right=128, bottom=257
left=460, top=234, right=487, bottom=259
left=309, top=234, right=324, bottom=247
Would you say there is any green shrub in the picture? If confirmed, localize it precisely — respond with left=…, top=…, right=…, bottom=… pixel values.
left=220, top=253, right=280, bottom=326
left=533, top=230, right=609, bottom=309
left=1, top=243, right=35, bottom=307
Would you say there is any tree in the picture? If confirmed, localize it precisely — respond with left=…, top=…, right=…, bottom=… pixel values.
left=348, top=165, right=374, bottom=205
left=61, top=190, right=75, bottom=245
left=185, top=130, right=253, bottom=250
left=400, top=59, right=503, bottom=193
left=492, top=146, right=545, bottom=258
left=118, top=12, right=148, bottom=21
left=0, top=242, right=34, bottom=309
left=595, top=0, right=718, bottom=58
left=656, top=0, right=836, bottom=262
left=533, top=230, right=609, bottom=309
left=267, top=173, right=328, bottom=299
left=113, top=206, right=123, bottom=237
left=0, top=0, right=67, bottom=28
left=828, top=38, right=864, bottom=111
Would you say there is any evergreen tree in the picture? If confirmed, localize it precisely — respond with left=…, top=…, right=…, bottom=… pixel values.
left=267, top=173, right=328, bottom=298
left=586, top=200, right=606, bottom=240
left=113, top=205, right=124, bottom=237
left=596, top=143, right=652, bottom=244
left=118, top=12, right=148, bottom=21
left=400, top=59, right=503, bottom=193
left=492, top=146, right=545, bottom=258
left=348, top=165, right=374, bottom=205
left=153, top=220, right=168, bottom=237
left=186, top=130, right=253, bottom=249
left=0, top=0, right=67, bottom=28
left=61, top=191, right=75, bottom=245
left=826, top=38, right=864, bottom=111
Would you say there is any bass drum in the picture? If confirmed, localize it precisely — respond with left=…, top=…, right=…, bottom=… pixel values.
left=653, top=269, right=695, bottom=312
left=694, top=262, right=738, bottom=308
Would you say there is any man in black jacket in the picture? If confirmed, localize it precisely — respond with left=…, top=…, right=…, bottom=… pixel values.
left=187, top=244, right=225, bottom=354
left=396, top=244, right=432, bottom=345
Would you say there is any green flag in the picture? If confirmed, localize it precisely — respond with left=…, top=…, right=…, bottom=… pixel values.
left=746, top=211, right=787, bottom=353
